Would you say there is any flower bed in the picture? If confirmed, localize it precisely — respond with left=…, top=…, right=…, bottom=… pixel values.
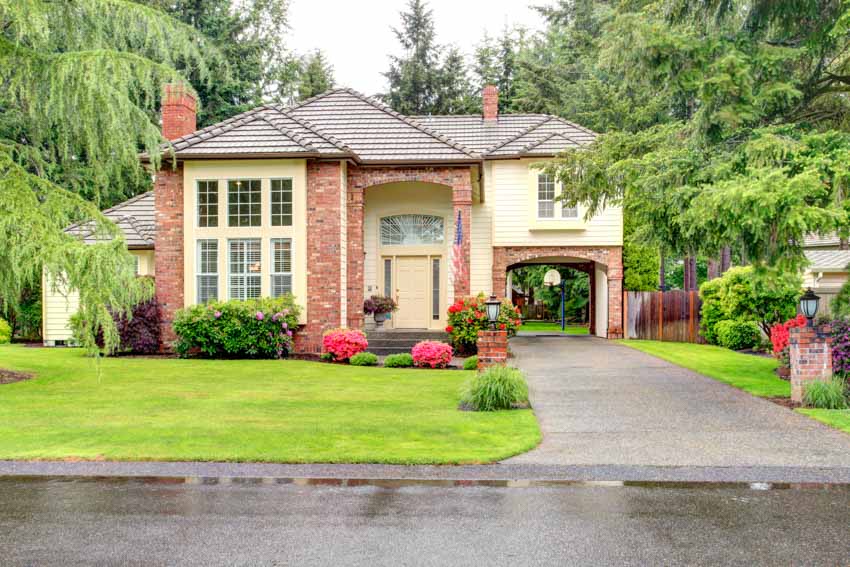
left=446, top=294, right=520, bottom=354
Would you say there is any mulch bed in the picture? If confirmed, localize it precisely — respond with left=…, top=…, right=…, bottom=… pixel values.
left=0, top=368, right=35, bottom=385
left=767, top=397, right=801, bottom=409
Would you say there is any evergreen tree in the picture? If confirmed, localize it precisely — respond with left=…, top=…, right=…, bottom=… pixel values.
left=473, top=27, right=523, bottom=112
left=434, top=47, right=477, bottom=114
left=297, top=50, right=335, bottom=101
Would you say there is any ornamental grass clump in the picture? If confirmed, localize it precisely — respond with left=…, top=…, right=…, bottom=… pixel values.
left=411, top=341, right=453, bottom=368
left=322, top=328, right=369, bottom=362
left=803, top=376, right=849, bottom=410
left=461, top=365, right=529, bottom=411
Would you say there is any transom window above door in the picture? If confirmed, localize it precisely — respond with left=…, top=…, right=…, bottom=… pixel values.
left=380, top=215, right=445, bottom=246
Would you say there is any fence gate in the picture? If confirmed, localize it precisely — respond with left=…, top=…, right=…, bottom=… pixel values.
left=625, top=290, right=703, bottom=343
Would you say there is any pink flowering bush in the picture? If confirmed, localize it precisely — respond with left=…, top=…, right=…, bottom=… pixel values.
left=322, top=328, right=369, bottom=361
left=411, top=340, right=453, bottom=368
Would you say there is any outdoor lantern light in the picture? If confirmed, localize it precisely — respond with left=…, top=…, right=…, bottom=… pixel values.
left=485, top=294, right=501, bottom=330
left=800, top=288, right=820, bottom=321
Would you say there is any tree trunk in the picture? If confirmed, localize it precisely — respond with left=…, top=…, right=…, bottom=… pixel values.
left=707, top=258, right=719, bottom=280
left=720, top=246, right=731, bottom=273
left=659, top=250, right=666, bottom=291
left=684, top=256, right=697, bottom=291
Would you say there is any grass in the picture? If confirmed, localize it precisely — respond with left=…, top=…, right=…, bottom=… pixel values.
left=618, top=340, right=789, bottom=398
left=520, top=321, right=590, bottom=335
left=798, top=409, right=850, bottom=434
left=0, top=345, right=541, bottom=464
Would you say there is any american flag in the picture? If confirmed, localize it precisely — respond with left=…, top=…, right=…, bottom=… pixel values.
left=452, top=209, right=468, bottom=291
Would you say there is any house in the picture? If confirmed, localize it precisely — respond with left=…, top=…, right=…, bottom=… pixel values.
left=43, top=84, right=624, bottom=352
left=803, top=234, right=850, bottom=315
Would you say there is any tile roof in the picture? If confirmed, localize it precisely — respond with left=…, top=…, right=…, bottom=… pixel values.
left=805, top=249, right=850, bottom=271
left=164, top=88, right=596, bottom=162
left=804, top=233, right=842, bottom=248
left=66, top=191, right=155, bottom=248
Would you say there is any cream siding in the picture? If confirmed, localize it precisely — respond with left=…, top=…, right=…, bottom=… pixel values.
left=182, top=160, right=308, bottom=324
left=470, top=199, right=494, bottom=296
left=595, top=264, right=608, bottom=338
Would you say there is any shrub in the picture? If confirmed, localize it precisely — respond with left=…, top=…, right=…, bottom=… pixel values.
left=362, top=295, right=398, bottom=315
left=446, top=293, right=521, bottom=353
left=715, top=319, right=761, bottom=350
left=350, top=351, right=379, bottom=366
left=829, top=319, right=850, bottom=376
left=769, top=314, right=807, bottom=366
left=803, top=376, right=849, bottom=410
left=173, top=296, right=300, bottom=359
left=320, top=352, right=334, bottom=362
left=322, top=328, right=368, bottom=361
left=411, top=340, right=453, bottom=368
left=699, top=266, right=799, bottom=344
left=463, top=355, right=479, bottom=370
left=71, top=295, right=161, bottom=354
left=0, top=317, right=10, bottom=344
left=461, top=365, right=529, bottom=411
left=384, top=353, right=414, bottom=368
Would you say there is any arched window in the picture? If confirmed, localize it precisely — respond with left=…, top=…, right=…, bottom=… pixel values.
left=380, top=215, right=445, bottom=246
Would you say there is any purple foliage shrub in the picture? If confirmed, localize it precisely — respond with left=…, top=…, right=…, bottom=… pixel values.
left=830, top=319, right=850, bottom=376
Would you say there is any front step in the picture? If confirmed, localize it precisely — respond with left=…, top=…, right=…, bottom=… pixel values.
left=366, top=330, right=450, bottom=356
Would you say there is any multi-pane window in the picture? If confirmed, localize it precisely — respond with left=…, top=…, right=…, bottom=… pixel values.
left=197, top=180, right=218, bottom=227
left=196, top=240, right=219, bottom=303
left=561, top=201, right=578, bottom=218
left=270, top=178, right=293, bottom=226
left=380, top=215, right=444, bottom=246
left=270, top=238, right=293, bottom=297
left=228, top=239, right=261, bottom=300
left=227, top=179, right=261, bottom=227
left=537, top=173, right=556, bottom=218
left=432, top=258, right=440, bottom=320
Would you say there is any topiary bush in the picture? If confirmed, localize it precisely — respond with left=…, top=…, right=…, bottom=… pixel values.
left=322, top=328, right=368, bottom=362
left=463, top=355, right=478, bottom=370
left=173, top=296, right=300, bottom=359
left=350, top=351, right=378, bottom=366
left=803, top=376, right=848, bottom=409
left=715, top=319, right=761, bottom=350
left=461, top=365, right=530, bottom=411
left=0, top=317, right=10, bottom=344
left=384, top=353, right=414, bottom=368
left=411, top=340, right=453, bottom=368
left=446, top=293, right=521, bottom=354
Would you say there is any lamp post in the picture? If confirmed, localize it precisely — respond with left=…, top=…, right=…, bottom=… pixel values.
left=485, top=294, right=501, bottom=331
left=799, top=288, right=820, bottom=325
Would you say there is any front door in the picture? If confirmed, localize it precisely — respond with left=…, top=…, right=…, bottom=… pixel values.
left=395, top=256, right=429, bottom=328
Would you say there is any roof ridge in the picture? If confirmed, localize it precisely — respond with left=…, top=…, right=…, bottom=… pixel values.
left=483, top=116, right=553, bottom=156
left=101, top=191, right=153, bottom=215
left=518, top=132, right=573, bottom=155
left=117, top=215, right=154, bottom=244
left=338, top=88, right=478, bottom=158
left=162, top=106, right=270, bottom=150
left=257, top=115, right=316, bottom=152
left=550, top=116, right=598, bottom=137
left=270, top=106, right=354, bottom=154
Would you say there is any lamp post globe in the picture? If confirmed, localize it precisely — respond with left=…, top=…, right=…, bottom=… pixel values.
left=799, top=288, right=820, bottom=322
left=485, top=294, right=501, bottom=330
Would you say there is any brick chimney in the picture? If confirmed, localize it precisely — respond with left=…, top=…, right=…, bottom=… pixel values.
left=483, top=85, right=499, bottom=121
left=161, top=83, right=197, bottom=140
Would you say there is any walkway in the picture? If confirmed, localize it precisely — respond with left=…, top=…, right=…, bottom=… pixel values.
left=505, top=336, right=850, bottom=467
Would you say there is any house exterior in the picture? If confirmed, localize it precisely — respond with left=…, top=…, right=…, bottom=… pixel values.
left=803, top=234, right=850, bottom=316
left=44, top=84, right=624, bottom=352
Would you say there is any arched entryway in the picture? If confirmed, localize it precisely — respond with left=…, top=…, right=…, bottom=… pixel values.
left=508, top=259, right=595, bottom=335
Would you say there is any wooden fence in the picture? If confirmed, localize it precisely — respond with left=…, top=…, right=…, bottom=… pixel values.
left=625, top=290, right=705, bottom=343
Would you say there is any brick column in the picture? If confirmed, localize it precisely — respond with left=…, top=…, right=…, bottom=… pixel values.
left=789, top=323, right=833, bottom=403
left=154, top=163, right=184, bottom=351
left=607, top=247, right=624, bottom=339
left=477, top=330, right=508, bottom=369
left=346, top=183, right=365, bottom=329
left=453, top=178, right=472, bottom=297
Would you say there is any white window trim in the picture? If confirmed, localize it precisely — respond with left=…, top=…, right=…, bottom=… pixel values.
left=227, top=238, right=262, bottom=301
left=196, top=179, right=219, bottom=229
left=536, top=173, right=556, bottom=219
left=196, top=239, right=219, bottom=303
left=226, top=178, right=262, bottom=228
left=536, top=173, right=581, bottom=221
left=270, top=238, right=293, bottom=297
left=270, top=177, right=294, bottom=227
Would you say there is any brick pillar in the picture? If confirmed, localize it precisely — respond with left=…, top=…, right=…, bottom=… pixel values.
left=789, top=323, right=833, bottom=403
left=346, top=182, right=365, bottom=329
left=453, top=176, right=472, bottom=298
left=296, top=161, right=344, bottom=354
left=477, top=330, right=508, bottom=369
left=492, top=247, right=507, bottom=299
left=607, top=246, right=624, bottom=339
left=154, top=163, right=184, bottom=350
left=162, top=83, right=197, bottom=141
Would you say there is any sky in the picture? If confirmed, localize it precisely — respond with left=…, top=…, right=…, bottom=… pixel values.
left=288, top=0, right=547, bottom=96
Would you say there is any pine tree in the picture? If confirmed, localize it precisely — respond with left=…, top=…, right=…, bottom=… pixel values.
left=434, top=47, right=477, bottom=115
left=297, top=50, right=335, bottom=101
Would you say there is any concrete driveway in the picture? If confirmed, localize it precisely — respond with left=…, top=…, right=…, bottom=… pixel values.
left=505, top=336, right=850, bottom=467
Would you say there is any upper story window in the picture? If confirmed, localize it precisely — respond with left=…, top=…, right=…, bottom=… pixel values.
left=197, top=180, right=218, bottom=227
left=228, top=179, right=261, bottom=227
left=270, top=178, right=293, bottom=226
left=380, top=215, right=444, bottom=246
left=537, top=174, right=556, bottom=218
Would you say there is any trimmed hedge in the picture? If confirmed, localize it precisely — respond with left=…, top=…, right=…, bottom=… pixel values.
left=384, top=353, right=414, bottom=368
left=350, top=351, right=379, bottom=366
left=715, top=319, right=761, bottom=350
left=463, top=355, right=478, bottom=370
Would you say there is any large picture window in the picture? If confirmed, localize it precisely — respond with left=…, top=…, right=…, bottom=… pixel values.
left=228, top=239, right=261, bottom=300
left=196, top=239, right=219, bottom=303
left=270, top=178, right=293, bottom=226
left=197, top=180, right=218, bottom=227
left=270, top=238, right=293, bottom=297
left=537, top=173, right=556, bottom=218
left=227, top=179, right=261, bottom=227
left=380, top=215, right=444, bottom=246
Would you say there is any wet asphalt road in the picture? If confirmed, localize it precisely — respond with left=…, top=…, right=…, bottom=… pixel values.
left=1, top=478, right=849, bottom=566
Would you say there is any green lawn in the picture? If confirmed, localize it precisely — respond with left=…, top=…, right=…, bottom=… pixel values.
left=520, top=321, right=590, bottom=335
left=799, top=409, right=850, bottom=434
left=0, top=345, right=540, bottom=464
left=619, top=340, right=789, bottom=398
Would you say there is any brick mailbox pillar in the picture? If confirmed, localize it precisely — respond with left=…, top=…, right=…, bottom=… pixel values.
left=477, top=330, right=508, bottom=370
left=789, top=323, right=833, bottom=403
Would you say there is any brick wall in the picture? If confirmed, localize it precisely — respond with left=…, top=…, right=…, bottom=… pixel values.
left=154, top=163, right=184, bottom=349
left=477, top=330, right=508, bottom=369
left=346, top=181, right=365, bottom=329
left=789, top=323, right=833, bottom=403
left=162, top=84, right=196, bottom=141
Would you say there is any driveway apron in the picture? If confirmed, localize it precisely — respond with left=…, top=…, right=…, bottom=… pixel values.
left=505, top=336, right=850, bottom=467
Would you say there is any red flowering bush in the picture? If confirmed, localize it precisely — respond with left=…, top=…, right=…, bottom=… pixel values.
left=446, top=293, right=521, bottom=353
left=322, top=328, right=369, bottom=361
left=770, top=314, right=807, bottom=365
left=411, top=340, right=453, bottom=368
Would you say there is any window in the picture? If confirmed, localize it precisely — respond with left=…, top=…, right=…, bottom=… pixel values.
left=196, top=240, right=219, bottom=303
left=228, top=179, right=261, bottom=227
left=270, top=238, right=293, bottom=297
left=537, top=173, right=555, bottom=218
left=561, top=199, right=578, bottom=219
left=432, top=258, right=440, bottom=320
left=197, top=180, right=218, bottom=227
left=380, top=215, right=444, bottom=246
left=383, top=258, right=392, bottom=297
left=228, top=239, right=261, bottom=300
left=270, top=178, right=293, bottom=226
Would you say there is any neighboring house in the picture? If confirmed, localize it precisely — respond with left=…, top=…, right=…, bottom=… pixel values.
left=803, top=234, right=850, bottom=316
left=44, top=84, right=624, bottom=352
